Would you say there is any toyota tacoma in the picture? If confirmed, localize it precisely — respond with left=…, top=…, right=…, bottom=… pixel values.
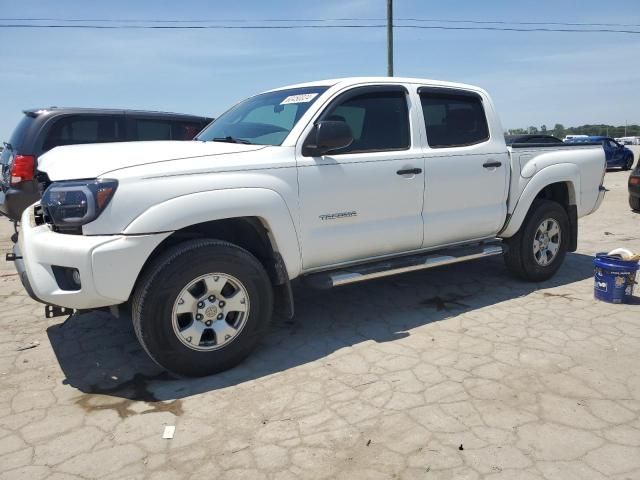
left=12, top=77, right=606, bottom=376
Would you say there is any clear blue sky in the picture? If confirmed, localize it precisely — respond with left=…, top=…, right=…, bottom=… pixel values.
left=1, top=0, right=639, bottom=140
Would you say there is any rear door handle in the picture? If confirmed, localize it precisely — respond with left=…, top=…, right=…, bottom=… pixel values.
left=396, top=168, right=423, bottom=175
left=483, top=161, right=502, bottom=168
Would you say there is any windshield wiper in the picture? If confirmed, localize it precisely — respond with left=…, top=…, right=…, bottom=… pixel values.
left=211, top=136, right=253, bottom=145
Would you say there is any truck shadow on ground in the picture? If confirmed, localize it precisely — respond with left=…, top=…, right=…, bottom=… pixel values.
left=48, top=252, right=598, bottom=403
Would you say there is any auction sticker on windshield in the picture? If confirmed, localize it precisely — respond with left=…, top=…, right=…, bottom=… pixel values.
left=280, top=93, right=319, bottom=105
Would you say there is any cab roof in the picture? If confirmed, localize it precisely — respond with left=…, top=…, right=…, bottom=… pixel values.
left=266, top=76, right=485, bottom=94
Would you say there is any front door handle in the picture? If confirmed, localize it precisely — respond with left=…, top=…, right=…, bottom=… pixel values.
left=396, top=168, right=423, bottom=175
left=483, top=161, right=502, bottom=168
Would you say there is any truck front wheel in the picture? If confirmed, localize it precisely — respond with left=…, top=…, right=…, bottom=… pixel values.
left=503, top=200, right=569, bottom=282
left=132, top=239, right=273, bottom=377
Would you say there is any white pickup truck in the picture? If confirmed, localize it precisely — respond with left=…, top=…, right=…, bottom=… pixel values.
left=13, top=77, right=606, bottom=376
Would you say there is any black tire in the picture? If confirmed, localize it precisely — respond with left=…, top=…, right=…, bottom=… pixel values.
left=623, top=156, right=633, bottom=171
left=503, top=200, right=570, bottom=282
left=131, top=239, right=273, bottom=377
left=630, top=195, right=640, bottom=212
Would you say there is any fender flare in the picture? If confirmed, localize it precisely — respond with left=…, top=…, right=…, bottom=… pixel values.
left=500, top=163, right=579, bottom=238
left=123, top=188, right=302, bottom=278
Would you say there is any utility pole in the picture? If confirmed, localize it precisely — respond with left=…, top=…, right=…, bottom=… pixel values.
left=387, top=0, right=394, bottom=76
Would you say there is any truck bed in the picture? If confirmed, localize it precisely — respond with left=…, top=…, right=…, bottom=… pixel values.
left=504, top=141, right=606, bottom=232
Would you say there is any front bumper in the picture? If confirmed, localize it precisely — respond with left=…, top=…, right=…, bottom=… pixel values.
left=15, top=207, right=171, bottom=309
left=13, top=242, right=42, bottom=304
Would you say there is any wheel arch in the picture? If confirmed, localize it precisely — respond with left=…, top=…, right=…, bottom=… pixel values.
left=123, top=188, right=301, bottom=319
left=123, top=188, right=302, bottom=279
left=500, top=164, right=579, bottom=240
left=143, top=217, right=282, bottom=280
left=131, top=215, right=296, bottom=319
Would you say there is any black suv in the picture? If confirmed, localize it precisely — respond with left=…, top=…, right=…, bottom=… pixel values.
left=1, top=108, right=212, bottom=221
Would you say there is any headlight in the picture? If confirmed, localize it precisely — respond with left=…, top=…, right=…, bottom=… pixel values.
left=41, top=179, right=118, bottom=230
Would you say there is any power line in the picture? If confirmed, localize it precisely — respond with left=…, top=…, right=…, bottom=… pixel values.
left=399, top=25, right=640, bottom=34
left=1, top=17, right=640, bottom=28
left=1, top=23, right=639, bottom=34
left=396, top=17, right=640, bottom=28
left=0, top=23, right=382, bottom=30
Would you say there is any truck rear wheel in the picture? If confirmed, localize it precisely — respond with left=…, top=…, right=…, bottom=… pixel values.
left=503, top=200, right=569, bottom=282
left=131, top=239, right=273, bottom=377
left=630, top=195, right=640, bottom=212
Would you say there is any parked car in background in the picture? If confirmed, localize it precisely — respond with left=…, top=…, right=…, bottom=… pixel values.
left=1, top=108, right=212, bottom=222
left=566, top=136, right=634, bottom=170
left=616, top=136, right=640, bottom=146
left=630, top=163, right=640, bottom=211
left=505, top=134, right=563, bottom=145
left=563, top=134, right=589, bottom=142
left=12, top=77, right=606, bottom=376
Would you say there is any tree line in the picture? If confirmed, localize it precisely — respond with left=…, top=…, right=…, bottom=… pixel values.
left=507, top=124, right=640, bottom=138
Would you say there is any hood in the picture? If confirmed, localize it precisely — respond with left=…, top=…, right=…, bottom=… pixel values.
left=37, top=140, right=266, bottom=180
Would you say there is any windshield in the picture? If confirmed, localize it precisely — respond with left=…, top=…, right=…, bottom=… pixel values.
left=197, top=86, right=329, bottom=146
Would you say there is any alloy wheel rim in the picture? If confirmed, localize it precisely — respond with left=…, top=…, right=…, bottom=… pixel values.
left=171, top=273, right=250, bottom=352
left=533, top=218, right=561, bottom=266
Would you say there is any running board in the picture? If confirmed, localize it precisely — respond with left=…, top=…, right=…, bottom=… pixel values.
left=305, top=243, right=504, bottom=288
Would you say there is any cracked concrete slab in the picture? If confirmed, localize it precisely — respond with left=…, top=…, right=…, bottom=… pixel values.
left=0, top=170, right=639, bottom=479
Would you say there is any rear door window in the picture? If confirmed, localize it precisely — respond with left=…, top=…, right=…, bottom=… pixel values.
left=419, top=90, right=490, bottom=148
left=135, top=119, right=172, bottom=141
left=134, top=119, right=205, bottom=140
left=43, top=116, right=124, bottom=152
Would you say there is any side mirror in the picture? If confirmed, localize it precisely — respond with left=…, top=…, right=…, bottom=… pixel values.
left=302, top=120, right=353, bottom=157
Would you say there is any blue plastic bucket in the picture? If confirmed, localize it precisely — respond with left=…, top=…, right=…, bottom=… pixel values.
left=593, top=253, right=639, bottom=304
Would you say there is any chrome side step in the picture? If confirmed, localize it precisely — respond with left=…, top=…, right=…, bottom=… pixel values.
left=305, top=242, right=503, bottom=288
